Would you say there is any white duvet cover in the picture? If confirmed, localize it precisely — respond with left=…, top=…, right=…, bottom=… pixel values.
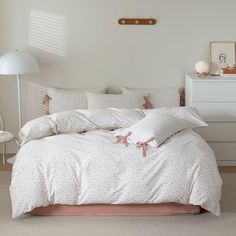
left=10, top=108, right=222, bottom=218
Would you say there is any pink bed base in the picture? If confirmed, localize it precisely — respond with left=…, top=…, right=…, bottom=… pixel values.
left=31, top=203, right=201, bottom=216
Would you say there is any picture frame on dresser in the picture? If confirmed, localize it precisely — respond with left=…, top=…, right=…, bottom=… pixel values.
left=210, top=41, right=236, bottom=75
left=185, top=74, right=236, bottom=167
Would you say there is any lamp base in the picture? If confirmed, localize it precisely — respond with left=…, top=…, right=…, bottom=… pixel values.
left=196, top=72, right=209, bottom=78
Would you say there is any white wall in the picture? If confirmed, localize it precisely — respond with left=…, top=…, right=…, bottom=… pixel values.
left=1, top=0, right=236, bottom=152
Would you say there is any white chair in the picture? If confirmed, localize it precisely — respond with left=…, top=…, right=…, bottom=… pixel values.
left=0, top=112, right=14, bottom=165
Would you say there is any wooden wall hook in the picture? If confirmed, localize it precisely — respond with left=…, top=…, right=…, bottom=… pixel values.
left=118, top=18, right=157, bottom=25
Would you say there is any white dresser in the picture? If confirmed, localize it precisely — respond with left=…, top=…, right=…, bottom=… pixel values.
left=185, top=74, right=236, bottom=166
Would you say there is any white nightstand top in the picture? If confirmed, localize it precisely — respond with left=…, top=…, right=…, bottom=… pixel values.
left=0, top=131, right=14, bottom=143
left=186, top=73, right=236, bottom=82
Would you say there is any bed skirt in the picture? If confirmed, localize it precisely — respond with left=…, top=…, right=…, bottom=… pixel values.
left=31, top=203, right=201, bottom=216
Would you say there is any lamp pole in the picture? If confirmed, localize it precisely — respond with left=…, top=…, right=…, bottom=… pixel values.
left=0, top=113, right=6, bottom=165
left=16, top=75, right=22, bottom=129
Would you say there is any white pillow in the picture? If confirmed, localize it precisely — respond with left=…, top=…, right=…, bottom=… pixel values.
left=115, top=108, right=207, bottom=153
left=87, top=92, right=146, bottom=109
left=122, top=87, right=180, bottom=107
left=50, top=108, right=146, bottom=133
left=20, top=108, right=145, bottom=145
left=19, top=116, right=57, bottom=146
left=88, top=108, right=145, bottom=129
left=116, top=113, right=191, bottom=148
left=144, top=107, right=206, bottom=128
left=47, top=87, right=106, bottom=113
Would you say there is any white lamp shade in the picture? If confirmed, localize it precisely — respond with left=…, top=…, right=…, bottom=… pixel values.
left=195, top=61, right=209, bottom=74
left=0, top=51, right=39, bottom=75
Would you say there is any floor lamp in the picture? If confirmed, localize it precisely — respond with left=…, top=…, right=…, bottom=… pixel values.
left=0, top=112, right=6, bottom=164
left=0, top=50, right=39, bottom=163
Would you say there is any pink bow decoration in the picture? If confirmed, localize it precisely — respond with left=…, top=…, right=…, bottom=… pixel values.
left=143, top=96, right=154, bottom=109
left=43, top=95, right=52, bottom=105
left=115, top=132, right=132, bottom=147
left=136, top=137, right=155, bottom=157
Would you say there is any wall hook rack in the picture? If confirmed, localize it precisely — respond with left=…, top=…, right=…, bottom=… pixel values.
left=118, top=18, right=157, bottom=25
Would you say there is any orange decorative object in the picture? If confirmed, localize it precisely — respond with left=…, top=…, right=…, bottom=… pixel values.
left=118, top=18, right=157, bottom=25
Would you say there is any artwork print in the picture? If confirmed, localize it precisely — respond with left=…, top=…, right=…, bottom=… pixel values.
left=210, top=42, right=236, bottom=75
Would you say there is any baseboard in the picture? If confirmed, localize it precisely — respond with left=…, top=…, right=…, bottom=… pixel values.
left=218, top=166, right=236, bottom=173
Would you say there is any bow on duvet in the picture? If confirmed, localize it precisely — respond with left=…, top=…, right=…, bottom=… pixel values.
left=10, top=108, right=222, bottom=218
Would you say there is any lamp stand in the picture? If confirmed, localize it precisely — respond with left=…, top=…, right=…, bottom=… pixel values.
left=16, top=75, right=22, bottom=129
left=0, top=113, right=6, bottom=165
left=7, top=75, right=22, bottom=164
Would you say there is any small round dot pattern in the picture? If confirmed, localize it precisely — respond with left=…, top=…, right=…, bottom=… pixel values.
left=10, top=128, right=222, bottom=218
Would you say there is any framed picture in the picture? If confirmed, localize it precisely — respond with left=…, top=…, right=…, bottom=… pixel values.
left=210, top=42, right=236, bottom=75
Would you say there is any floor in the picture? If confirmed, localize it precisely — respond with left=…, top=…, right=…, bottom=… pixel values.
left=0, top=162, right=12, bottom=171
left=1, top=172, right=236, bottom=236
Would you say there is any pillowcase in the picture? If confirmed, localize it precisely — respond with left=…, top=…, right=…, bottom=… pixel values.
left=121, top=87, right=180, bottom=107
left=51, top=108, right=145, bottom=133
left=115, top=108, right=207, bottom=156
left=87, top=92, right=146, bottom=109
left=20, top=108, right=145, bottom=146
left=88, top=108, right=145, bottom=129
left=19, top=116, right=57, bottom=146
left=47, top=87, right=106, bottom=113
left=143, top=106, right=205, bottom=128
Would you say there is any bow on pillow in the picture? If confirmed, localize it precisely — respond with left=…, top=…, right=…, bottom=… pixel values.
left=115, top=132, right=131, bottom=147
left=115, top=107, right=207, bottom=157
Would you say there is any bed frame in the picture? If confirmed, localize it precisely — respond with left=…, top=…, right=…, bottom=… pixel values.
left=31, top=203, right=201, bottom=216
left=179, top=87, right=185, bottom=106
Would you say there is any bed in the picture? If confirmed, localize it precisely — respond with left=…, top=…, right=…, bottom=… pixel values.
left=9, top=102, right=222, bottom=218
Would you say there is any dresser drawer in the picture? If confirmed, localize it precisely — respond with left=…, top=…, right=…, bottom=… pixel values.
left=195, top=122, right=236, bottom=142
left=208, top=142, right=236, bottom=161
left=192, top=102, right=236, bottom=122
left=185, top=75, right=236, bottom=166
left=192, top=81, right=236, bottom=102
